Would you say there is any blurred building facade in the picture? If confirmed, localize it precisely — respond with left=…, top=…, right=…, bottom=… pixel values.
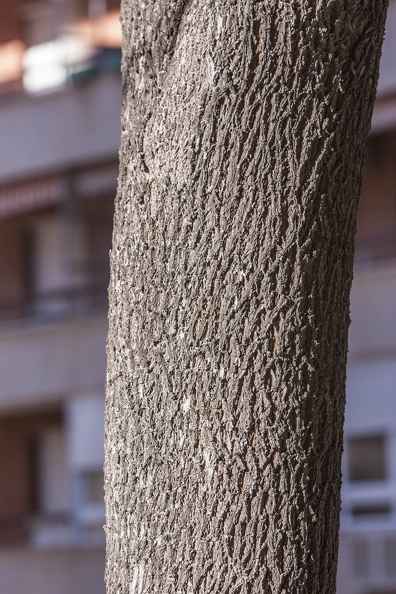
left=338, top=3, right=396, bottom=594
left=0, top=1, right=121, bottom=592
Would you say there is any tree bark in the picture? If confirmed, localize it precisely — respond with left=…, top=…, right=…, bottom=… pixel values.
left=105, top=2, right=388, bottom=593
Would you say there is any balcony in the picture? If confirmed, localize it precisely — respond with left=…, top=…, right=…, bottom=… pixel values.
left=0, top=282, right=108, bottom=324
left=0, top=70, right=121, bottom=184
left=0, top=310, right=108, bottom=410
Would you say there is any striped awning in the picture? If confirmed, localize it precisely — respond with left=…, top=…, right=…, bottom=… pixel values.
left=0, top=176, right=64, bottom=219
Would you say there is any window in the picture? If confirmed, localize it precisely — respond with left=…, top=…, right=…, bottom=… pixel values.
left=351, top=504, right=391, bottom=518
left=348, top=435, right=387, bottom=482
left=0, top=408, right=68, bottom=546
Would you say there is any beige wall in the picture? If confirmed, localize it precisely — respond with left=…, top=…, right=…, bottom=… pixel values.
left=0, top=312, right=107, bottom=411
left=349, top=264, right=396, bottom=359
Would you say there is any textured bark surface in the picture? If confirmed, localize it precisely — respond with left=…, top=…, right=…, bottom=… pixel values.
left=105, top=2, right=388, bottom=593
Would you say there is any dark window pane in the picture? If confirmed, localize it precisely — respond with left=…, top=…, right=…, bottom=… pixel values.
left=351, top=504, right=391, bottom=517
left=348, top=436, right=386, bottom=482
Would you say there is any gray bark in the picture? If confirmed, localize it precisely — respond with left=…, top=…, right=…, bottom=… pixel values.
left=105, top=2, right=388, bottom=593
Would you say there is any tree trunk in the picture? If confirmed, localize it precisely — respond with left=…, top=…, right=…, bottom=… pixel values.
left=105, top=2, right=388, bottom=593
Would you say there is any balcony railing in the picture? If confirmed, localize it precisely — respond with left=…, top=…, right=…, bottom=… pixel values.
left=0, top=282, right=108, bottom=324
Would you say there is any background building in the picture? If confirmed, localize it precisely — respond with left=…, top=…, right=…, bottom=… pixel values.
left=338, top=3, right=396, bottom=594
left=0, top=1, right=121, bottom=592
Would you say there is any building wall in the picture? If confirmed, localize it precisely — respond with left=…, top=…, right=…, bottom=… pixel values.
left=0, top=1, right=119, bottom=592
left=378, top=0, right=396, bottom=96
left=0, top=312, right=108, bottom=411
left=0, top=74, right=121, bottom=184
left=348, top=266, right=396, bottom=358
left=337, top=5, right=396, bottom=586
